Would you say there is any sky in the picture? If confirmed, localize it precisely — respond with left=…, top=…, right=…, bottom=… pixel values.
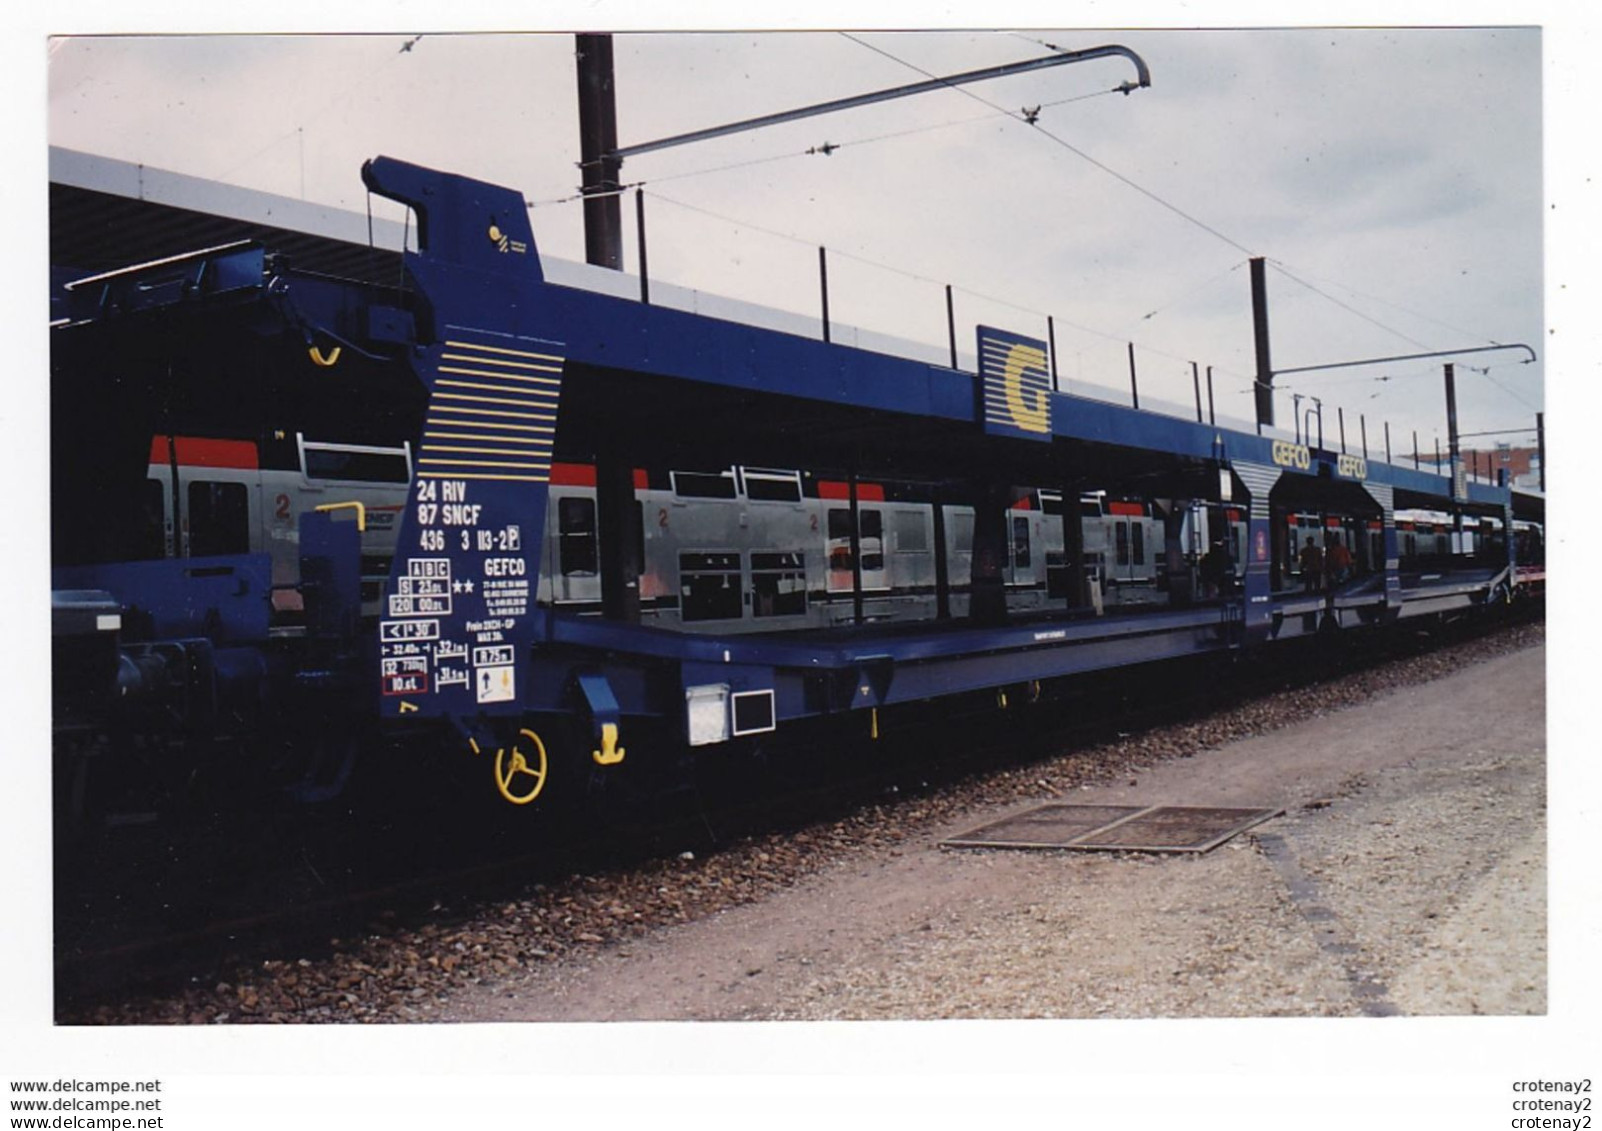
left=44, top=26, right=1547, bottom=452
left=10, top=4, right=1600, bottom=1127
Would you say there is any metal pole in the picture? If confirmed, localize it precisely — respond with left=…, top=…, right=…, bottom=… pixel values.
left=819, top=247, right=831, bottom=344
left=1413, top=431, right=1419, bottom=470
left=635, top=188, right=650, bottom=304
left=1048, top=317, right=1059, bottom=392
left=575, top=34, right=624, bottom=270
left=1360, top=414, right=1368, bottom=459
left=946, top=285, right=958, bottom=370
left=1127, top=342, right=1139, bottom=410
left=848, top=467, right=864, bottom=626
left=1192, top=361, right=1202, bottom=423
left=1338, top=407, right=1346, bottom=454
left=1385, top=421, right=1391, bottom=464
left=1444, top=362, right=1461, bottom=497
left=1206, top=366, right=1215, bottom=426
left=1250, top=256, right=1274, bottom=430
left=1537, top=411, right=1545, bottom=491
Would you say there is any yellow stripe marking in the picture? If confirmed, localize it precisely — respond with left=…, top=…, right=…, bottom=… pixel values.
left=440, top=352, right=564, bottom=375
left=442, top=371, right=565, bottom=390
left=439, top=364, right=563, bottom=386
left=443, top=339, right=564, bottom=363
left=433, top=392, right=558, bottom=415
left=416, top=471, right=551, bottom=482
left=425, top=419, right=555, bottom=434
left=426, top=406, right=556, bottom=422
left=424, top=431, right=552, bottom=444
left=437, top=378, right=563, bottom=398
left=422, top=444, right=553, bottom=458
left=418, top=457, right=552, bottom=470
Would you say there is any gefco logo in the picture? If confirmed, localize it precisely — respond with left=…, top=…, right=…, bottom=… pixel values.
left=978, top=326, right=1052, bottom=443
left=1336, top=454, right=1368, bottom=480
left=1000, top=344, right=1050, bottom=434
left=486, top=223, right=528, bottom=255
left=1271, top=440, right=1312, bottom=470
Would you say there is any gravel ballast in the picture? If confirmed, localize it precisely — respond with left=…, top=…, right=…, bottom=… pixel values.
left=69, top=621, right=1545, bottom=1024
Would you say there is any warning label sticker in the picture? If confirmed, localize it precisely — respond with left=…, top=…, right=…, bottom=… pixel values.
left=476, top=665, right=516, bottom=704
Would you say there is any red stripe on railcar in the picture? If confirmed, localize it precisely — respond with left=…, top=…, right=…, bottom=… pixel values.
left=548, top=462, right=643, bottom=489
left=818, top=481, right=886, bottom=502
left=149, top=436, right=259, bottom=470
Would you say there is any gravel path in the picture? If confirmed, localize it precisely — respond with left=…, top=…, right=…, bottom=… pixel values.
left=442, top=634, right=1545, bottom=1022
left=74, top=621, right=1544, bottom=1024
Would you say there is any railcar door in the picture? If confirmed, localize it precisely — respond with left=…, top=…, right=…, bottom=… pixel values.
left=888, top=506, right=935, bottom=597
left=1107, top=503, right=1149, bottom=585
left=143, top=438, right=177, bottom=561
left=826, top=505, right=889, bottom=594
left=546, top=491, right=601, bottom=606
left=1006, top=511, right=1036, bottom=587
left=293, top=436, right=413, bottom=613
left=149, top=436, right=261, bottom=562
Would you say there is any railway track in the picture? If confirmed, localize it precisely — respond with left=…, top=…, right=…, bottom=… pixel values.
left=56, top=612, right=1543, bottom=1024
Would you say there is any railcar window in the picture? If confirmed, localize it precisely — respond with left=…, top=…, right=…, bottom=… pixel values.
left=680, top=551, right=743, bottom=621
left=827, top=508, right=854, bottom=573
left=303, top=447, right=411, bottom=483
left=751, top=551, right=806, bottom=617
left=1115, top=523, right=1130, bottom=567
left=1131, top=523, right=1146, bottom=566
left=671, top=470, right=738, bottom=499
left=1011, top=516, right=1031, bottom=569
left=742, top=469, right=803, bottom=502
left=1046, top=551, right=1069, bottom=599
left=188, top=480, right=249, bottom=557
left=635, top=501, right=646, bottom=574
left=142, top=478, right=168, bottom=559
left=894, top=509, right=928, bottom=553
left=950, top=511, right=974, bottom=552
left=557, top=496, right=599, bottom=577
left=860, top=510, right=884, bottom=572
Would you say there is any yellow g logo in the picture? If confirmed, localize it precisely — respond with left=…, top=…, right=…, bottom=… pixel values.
left=1001, top=344, right=1050, bottom=434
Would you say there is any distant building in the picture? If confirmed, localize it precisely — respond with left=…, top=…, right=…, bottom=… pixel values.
left=1458, top=445, right=1541, bottom=489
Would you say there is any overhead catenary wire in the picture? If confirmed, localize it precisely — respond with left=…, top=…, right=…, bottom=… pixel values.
left=1265, top=259, right=1515, bottom=351
left=534, top=86, right=1122, bottom=209
left=1118, top=260, right=1248, bottom=335
left=643, top=187, right=1248, bottom=382
left=840, top=33, right=1542, bottom=426
left=551, top=33, right=1511, bottom=414
left=550, top=33, right=1531, bottom=434
left=1266, top=260, right=1435, bottom=354
left=839, top=32, right=1259, bottom=258
left=211, top=34, right=426, bottom=186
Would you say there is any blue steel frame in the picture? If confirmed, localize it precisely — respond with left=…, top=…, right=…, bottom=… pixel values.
left=351, top=157, right=1522, bottom=762
left=49, top=157, right=1530, bottom=793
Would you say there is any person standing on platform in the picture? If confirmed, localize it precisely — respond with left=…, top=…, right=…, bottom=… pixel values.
left=1327, top=537, right=1353, bottom=587
left=1299, top=536, right=1324, bottom=592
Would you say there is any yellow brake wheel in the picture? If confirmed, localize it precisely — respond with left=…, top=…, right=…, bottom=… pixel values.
left=493, top=727, right=549, bottom=806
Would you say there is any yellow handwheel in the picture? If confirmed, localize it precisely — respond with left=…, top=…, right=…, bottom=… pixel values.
left=493, top=727, right=549, bottom=806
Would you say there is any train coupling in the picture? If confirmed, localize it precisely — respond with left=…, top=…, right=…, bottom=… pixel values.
left=574, top=670, right=626, bottom=766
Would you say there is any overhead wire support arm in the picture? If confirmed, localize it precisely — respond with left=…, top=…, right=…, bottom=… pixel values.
left=606, top=45, right=1152, bottom=163
left=1272, top=342, right=1537, bottom=378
